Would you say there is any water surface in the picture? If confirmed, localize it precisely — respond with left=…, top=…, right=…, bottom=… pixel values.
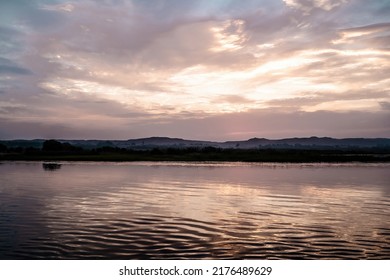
left=0, top=161, right=389, bottom=259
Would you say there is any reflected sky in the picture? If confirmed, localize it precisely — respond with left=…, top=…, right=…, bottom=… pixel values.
left=0, top=161, right=389, bottom=259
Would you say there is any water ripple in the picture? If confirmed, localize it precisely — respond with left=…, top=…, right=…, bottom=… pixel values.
left=0, top=162, right=389, bottom=259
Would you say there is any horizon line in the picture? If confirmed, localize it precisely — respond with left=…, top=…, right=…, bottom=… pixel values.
left=1, top=136, right=390, bottom=142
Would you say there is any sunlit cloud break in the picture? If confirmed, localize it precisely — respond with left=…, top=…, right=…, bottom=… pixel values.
left=0, top=0, right=389, bottom=140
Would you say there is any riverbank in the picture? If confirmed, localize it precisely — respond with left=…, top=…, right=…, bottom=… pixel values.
left=1, top=148, right=389, bottom=163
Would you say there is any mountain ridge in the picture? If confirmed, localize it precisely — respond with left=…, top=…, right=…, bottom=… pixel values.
left=2, top=136, right=390, bottom=150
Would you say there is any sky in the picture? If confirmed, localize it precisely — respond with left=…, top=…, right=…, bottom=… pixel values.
left=0, top=0, right=389, bottom=141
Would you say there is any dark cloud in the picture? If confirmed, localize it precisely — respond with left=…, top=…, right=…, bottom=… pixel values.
left=0, top=57, right=32, bottom=75
left=0, top=105, right=30, bottom=115
left=0, top=65, right=31, bottom=75
left=330, top=0, right=390, bottom=27
left=0, top=0, right=66, bottom=30
left=0, top=117, right=138, bottom=140
left=380, top=101, right=390, bottom=111
left=265, top=90, right=390, bottom=111
left=0, top=26, right=24, bottom=56
left=342, top=22, right=390, bottom=33
left=216, top=95, right=253, bottom=104
left=0, top=118, right=72, bottom=139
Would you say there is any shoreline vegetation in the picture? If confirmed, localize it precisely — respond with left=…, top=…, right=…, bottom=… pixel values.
left=1, top=140, right=389, bottom=163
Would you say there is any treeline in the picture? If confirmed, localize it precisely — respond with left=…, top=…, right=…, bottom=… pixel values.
left=1, top=140, right=389, bottom=162
left=0, top=140, right=83, bottom=154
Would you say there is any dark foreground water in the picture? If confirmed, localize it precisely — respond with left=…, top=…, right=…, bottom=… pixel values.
left=0, top=161, right=389, bottom=259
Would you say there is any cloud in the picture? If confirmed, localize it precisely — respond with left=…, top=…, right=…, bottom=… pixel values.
left=2, top=108, right=388, bottom=140
left=380, top=101, right=390, bottom=111
left=213, top=110, right=389, bottom=139
left=0, top=26, right=24, bottom=57
left=342, top=22, right=390, bottom=33
left=0, top=0, right=66, bottom=30
left=216, top=95, right=253, bottom=104
left=0, top=0, right=389, bottom=140
left=282, top=0, right=348, bottom=14
left=0, top=57, right=32, bottom=75
left=102, top=109, right=390, bottom=140
left=265, top=89, right=390, bottom=113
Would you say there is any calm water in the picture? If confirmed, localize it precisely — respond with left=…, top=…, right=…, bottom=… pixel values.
left=0, top=161, right=389, bottom=259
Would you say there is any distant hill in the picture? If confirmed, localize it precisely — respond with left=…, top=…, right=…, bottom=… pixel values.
left=1, top=136, right=390, bottom=150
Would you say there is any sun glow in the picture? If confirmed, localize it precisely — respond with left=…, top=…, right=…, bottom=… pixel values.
left=41, top=44, right=388, bottom=116
left=209, top=19, right=247, bottom=52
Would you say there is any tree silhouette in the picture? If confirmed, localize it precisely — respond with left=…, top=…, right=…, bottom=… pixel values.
left=0, top=143, right=7, bottom=153
left=42, top=140, right=64, bottom=151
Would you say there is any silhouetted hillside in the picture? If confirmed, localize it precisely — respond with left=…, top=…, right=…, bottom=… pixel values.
left=1, top=136, right=389, bottom=151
